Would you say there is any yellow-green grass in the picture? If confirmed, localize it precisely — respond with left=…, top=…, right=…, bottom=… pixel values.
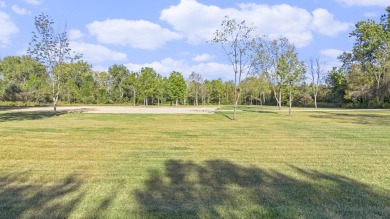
left=0, top=108, right=389, bottom=218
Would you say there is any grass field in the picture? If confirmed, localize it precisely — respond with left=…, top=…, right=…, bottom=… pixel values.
left=0, top=106, right=390, bottom=218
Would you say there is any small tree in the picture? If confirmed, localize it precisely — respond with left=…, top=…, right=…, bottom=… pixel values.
left=187, top=71, right=203, bottom=106
left=28, top=13, right=80, bottom=112
left=167, top=71, right=186, bottom=107
left=211, top=16, right=254, bottom=120
left=309, top=58, right=325, bottom=108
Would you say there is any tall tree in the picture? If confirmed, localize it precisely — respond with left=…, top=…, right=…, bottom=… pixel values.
left=139, top=67, right=160, bottom=105
left=211, top=16, right=255, bottom=120
left=167, top=71, right=187, bottom=107
left=309, top=58, right=325, bottom=108
left=211, top=79, right=224, bottom=106
left=108, top=64, right=130, bottom=102
left=326, top=67, right=348, bottom=105
left=253, top=37, right=297, bottom=110
left=281, top=55, right=306, bottom=115
left=94, top=71, right=110, bottom=104
left=28, top=13, right=80, bottom=112
left=187, top=72, right=203, bottom=106
left=342, top=7, right=390, bottom=103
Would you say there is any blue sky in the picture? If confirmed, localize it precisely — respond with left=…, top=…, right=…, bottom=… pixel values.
left=0, top=0, right=389, bottom=80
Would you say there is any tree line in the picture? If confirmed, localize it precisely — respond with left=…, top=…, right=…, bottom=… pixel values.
left=0, top=8, right=389, bottom=109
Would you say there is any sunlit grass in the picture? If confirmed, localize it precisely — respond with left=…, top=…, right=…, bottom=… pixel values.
left=0, top=108, right=389, bottom=218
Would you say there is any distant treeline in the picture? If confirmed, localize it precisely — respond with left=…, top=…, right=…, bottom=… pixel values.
left=0, top=55, right=388, bottom=108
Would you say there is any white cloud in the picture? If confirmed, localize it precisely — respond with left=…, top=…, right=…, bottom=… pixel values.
left=335, top=0, right=389, bottom=7
left=0, top=12, right=19, bottom=47
left=319, top=49, right=344, bottom=71
left=69, top=42, right=128, bottom=64
left=69, top=29, right=83, bottom=40
left=160, top=0, right=230, bottom=45
left=92, top=65, right=109, bottom=73
left=364, top=12, right=379, bottom=18
left=0, top=1, right=6, bottom=8
left=193, top=53, right=215, bottom=62
left=312, top=9, right=351, bottom=37
left=160, top=0, right=350, bottom=48
left=126, top=58, right=233, bottom=80
left=12, top=5, right=31, bottom=15
left=24, top=0, right=43, bottom=5
left=87, top=19, right=182, bottom=50
left=17, top=48, right=27, bottom=56
left=320, top=49, right=344, bottom=58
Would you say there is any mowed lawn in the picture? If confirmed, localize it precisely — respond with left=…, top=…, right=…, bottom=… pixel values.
left=0, top=107, right=389, bottom=218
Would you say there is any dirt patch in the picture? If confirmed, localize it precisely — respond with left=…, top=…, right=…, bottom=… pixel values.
left=7, top=106, right=218, bottom=114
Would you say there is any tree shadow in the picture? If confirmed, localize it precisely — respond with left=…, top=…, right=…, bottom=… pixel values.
left=242, top=109, right=277, bottom=114
left=309, top=111, right=390, bottom=126
left=215, top=112, right=234, bottom=120
left=135, top=160, right=390, bottom=218
left=0, top=111, right=66, bottom=122
left=0, top=106, right=30, bottom=111
left=0, top=172, right=84, bottom=219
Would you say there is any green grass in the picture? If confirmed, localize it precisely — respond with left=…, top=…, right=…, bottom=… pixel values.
left=0, top=108, right=390, bottom=218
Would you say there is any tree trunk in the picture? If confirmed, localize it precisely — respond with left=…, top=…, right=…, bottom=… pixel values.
left=176, top=99, right=178, bottom=107
left=233, top=96, right=239, bottom=120
left=195, top=92, right=198, bottom=106
left=133, top=90, right=136, bottom=106
left=262, top=92, right=265, bottom=106
left=233, top=88, right=240, bottom=120
left=278, top=90, right=282, bottom=110
left=53, top=94, right=59, bottom=113
left=289, top=89, right=292, bottom=116
left=314, top=93, right=317, bottom=109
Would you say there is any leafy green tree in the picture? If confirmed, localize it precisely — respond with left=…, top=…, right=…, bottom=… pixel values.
left=156, top=75, right=166, bottom=106
left=59, top=61, right=93, bottom=103
left=28, top=13, right=80, bottom=111
left=223, top=81, right=235, bottom=105
left=253, top=37, right=299, bottom=110
left=240, top=77, right=261, bottom=105
left=127, top=72, right=140, bottom=106
left=108, top=64, right=130, bottom=102
left=202, top=80, right=213, bottom=104
left=341, top=7, right=390, bottom=104
left=94, top=71, right=110, bottom=104
left=211, top=79, right=224, bottom=106
left=0, top=56, right=48, bottom=103
left=167, top=71, right=187, bottom=106
left=325, top=67, right=348, bottom=105
left=282, top=55, right=306, bottom=115
left=187, top=72, right=203, bottom=106
left=139, top=67, right=160, bottom=105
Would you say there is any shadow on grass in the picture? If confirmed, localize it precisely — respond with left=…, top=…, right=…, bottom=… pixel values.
left=0, top=111, right=66, bottom=122
left=135, top=160, right=390, bottom=218
left=0, top=173, right=84, bottom=219
left=242, top=109, right=277, bottom=114
left=0, top=106, right=30, bottom=111
left=215, top=112, right=234, bottom=120
left=309, top=111, right=390, bottom=126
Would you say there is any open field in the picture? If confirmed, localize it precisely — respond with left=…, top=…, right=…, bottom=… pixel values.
left=0, top=107, right=390, bottom=218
